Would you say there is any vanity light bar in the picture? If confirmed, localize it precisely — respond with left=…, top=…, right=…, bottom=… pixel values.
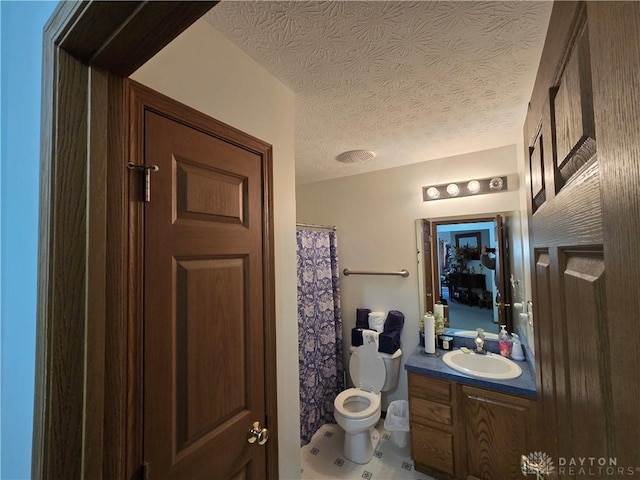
left=422, top=176, right=508, bottom=202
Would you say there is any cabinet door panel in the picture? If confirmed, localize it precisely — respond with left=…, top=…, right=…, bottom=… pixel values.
left=411, top=423, right=454, bottom=475
left=461, top=386, right=533, bottom=480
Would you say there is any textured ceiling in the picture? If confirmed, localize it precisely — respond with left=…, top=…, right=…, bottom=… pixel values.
left=205, top=1, right=552, bottom=184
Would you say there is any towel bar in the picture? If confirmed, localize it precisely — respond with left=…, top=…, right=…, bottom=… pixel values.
left=343, top=268, right=409, bottom=278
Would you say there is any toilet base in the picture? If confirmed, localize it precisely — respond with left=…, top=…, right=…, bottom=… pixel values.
left=343, top=427, right=380, bottom=464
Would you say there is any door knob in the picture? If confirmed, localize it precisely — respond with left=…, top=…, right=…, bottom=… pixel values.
left=247, top=421, right=269, bottom=445
left=495, top=302, right=511, bottom=307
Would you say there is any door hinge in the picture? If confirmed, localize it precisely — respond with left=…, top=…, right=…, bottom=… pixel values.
left=127, top=162, right=159, bottom=202
left=142, top=461, right=149, bottom=480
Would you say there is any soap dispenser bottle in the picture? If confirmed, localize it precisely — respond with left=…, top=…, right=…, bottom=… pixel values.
left=498, top=325, right=511, bottom=357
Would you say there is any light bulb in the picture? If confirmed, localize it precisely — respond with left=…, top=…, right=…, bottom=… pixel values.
left=426, top=187, right=440, bottom=199
left=446, top=183, right=460, bottom=196
left=489, top=177, right=504, bottom=191
left=467, top=180, right=481, bottom=194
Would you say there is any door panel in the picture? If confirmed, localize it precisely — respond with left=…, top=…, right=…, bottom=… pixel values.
left=143, top=110, right=267, bottom=478
left=176, top=257, right=247, bottom=448
left=561, top=251, right=612, bottom=459
left=551, top=22, right=595, bottom=187
left=532, top=251, right=557, bottom=461
left=175, top=158, right=247, bottom=224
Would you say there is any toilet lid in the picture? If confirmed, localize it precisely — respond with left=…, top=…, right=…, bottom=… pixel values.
left=349, top=345, right=386, bottom=392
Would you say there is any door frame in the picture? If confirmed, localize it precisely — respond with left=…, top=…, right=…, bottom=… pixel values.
left=33, top=2, right=279, bottom=479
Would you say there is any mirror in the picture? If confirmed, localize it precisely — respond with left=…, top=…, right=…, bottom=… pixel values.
left=416, top=215, right=517, bottom=337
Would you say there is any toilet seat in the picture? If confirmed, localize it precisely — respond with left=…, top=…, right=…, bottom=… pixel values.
left=334, top=388, right=380, bottom=419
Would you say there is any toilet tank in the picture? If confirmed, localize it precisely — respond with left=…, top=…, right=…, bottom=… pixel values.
left=380, top=349, right=402, bottom=392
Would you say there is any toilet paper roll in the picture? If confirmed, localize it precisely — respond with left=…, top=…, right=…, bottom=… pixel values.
left=424, top=314, right=435, bottom=354
left=368, top=311, right=387, bottom=333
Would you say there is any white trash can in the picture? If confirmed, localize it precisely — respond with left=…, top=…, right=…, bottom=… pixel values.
left=384, top=400, right=410, bottom=448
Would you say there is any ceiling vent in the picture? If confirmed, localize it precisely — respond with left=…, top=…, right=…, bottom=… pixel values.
left=336, top=150, right=376, bottom=164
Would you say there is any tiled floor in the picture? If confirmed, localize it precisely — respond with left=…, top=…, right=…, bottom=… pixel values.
left=300, top=421, right=435, bottom=480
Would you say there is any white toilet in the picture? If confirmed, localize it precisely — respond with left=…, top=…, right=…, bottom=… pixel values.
left=333, top=336, right=402, bottom=464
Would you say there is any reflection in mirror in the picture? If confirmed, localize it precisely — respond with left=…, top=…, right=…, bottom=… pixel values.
left=440, top=220, right=496, bottom=332
left=416, top=216, right=514, bottom=337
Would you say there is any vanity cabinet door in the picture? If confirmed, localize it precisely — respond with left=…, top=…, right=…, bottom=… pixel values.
left=412, top=423, right=454, bottom=475
left=460, top=386, right=535, bottom=480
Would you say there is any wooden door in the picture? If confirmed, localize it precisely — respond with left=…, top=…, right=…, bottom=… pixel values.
left=525, top=2, right=640, bottom=474
left=493, top=215, right=510, bottom=327
left=423, top=220, right=435, bottom=312
left=141, top=95, right=273, bottom=478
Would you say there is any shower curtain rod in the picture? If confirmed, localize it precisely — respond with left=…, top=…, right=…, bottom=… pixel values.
left=296, top=222, right=337, bottom=231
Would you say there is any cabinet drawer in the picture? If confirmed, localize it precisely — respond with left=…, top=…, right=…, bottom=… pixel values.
left=408, top=372, right=451, bottom=404
left=411, top=422, right=454, bottom=475
left=410, top=396, right=452, bottom=426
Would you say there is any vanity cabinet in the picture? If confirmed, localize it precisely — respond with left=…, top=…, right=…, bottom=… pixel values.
left=408, top=372, right=536, bottom=480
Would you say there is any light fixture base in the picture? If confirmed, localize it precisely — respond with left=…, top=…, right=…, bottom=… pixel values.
left=422, top=176, right=508, bottom=201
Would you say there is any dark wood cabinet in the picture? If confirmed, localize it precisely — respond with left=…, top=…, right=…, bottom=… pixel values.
left=408, top=372, right=536, bottom=480
left=448, top=273, right=486, bottom=290
left=448, top=273, right=486, bottom=305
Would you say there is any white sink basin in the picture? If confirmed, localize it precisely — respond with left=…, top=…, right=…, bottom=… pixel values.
left=442, top=349, right=522, bottom=380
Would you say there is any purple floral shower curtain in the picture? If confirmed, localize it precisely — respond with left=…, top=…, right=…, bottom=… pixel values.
left=296, top=229, right=344, bottom=446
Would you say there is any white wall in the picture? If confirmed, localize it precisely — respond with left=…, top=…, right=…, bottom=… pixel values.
left=131, top=20, right=301, bottom=479
left=296, top=145, right=526, bottom=408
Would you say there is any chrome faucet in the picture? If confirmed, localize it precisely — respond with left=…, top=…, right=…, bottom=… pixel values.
left=474, top=328, right=486, bottom=354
